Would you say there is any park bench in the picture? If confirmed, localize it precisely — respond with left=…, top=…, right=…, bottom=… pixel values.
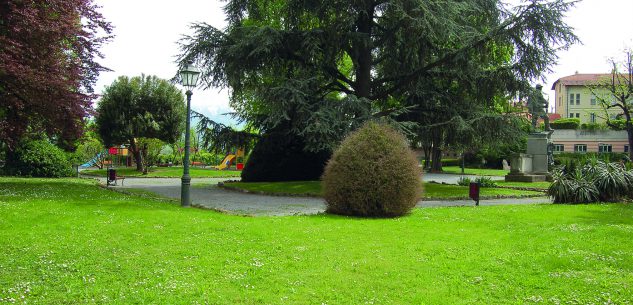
left=107, top=168, right=125, bottom=186
left=191, top=161, right=205, bottom=167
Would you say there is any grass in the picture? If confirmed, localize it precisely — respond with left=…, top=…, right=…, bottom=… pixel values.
left=441, top=166, right=510, bottom=176
left=496, top=181, right=552, bottom=190
left=81, top=167, right=242, bottom=178
left=1, top=177, right=632, bottom=304
left=224, top=181, right=544, bottom=199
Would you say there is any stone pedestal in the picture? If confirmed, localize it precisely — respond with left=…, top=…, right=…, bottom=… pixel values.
left=505, top=132, right=552, bottom=182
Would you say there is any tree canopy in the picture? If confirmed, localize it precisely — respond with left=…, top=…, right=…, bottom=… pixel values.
left=95, top=75, right=186, bottom=172
left=178, top=0, right=579, bottom=177
left=0, top=0, right=112, bottom=151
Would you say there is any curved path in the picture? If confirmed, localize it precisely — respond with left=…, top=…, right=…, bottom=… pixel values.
left=90, top=176, right=551, bottom=216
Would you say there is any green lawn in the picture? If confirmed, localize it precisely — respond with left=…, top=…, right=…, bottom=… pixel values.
left=82, top=167, right=242, bottom=178
left=224, top=181, right=544, bottom=199
left=496, top=181, right=552, bottom=190
left=1, top=177, right=632, bottom=303
left=441, top=166, right=510, bottom=176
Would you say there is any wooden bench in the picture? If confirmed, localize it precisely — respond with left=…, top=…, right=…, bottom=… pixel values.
left=191, top=161, right=205, bottom=167
left=107, top=169, right=125, bottom=186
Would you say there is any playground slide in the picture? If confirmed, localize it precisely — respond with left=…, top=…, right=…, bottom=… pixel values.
left=80, top=151, right=106, bottom=168
left=214, top=154, right=236, bottom=170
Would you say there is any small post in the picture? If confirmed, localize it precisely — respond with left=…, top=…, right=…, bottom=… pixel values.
left=469, top=182, right=480, bottom=206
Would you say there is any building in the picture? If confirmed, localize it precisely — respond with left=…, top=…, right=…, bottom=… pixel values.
left=551, top=73, right=622, bottom=123
left=551, top=129, right=629, bottom=154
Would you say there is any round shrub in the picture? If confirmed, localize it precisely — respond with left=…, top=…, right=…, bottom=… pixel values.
left=6, top=139, right=73, bottom=177
left=322, top=122, right=422, bottom=217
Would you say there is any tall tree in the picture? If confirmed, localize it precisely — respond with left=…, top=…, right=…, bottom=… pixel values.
left=590, top=50, right=633, bottom=160
left=179, top=0, right=578, bottom=177
left=95, top=75, right=186, bottom=173
left=0, top=0, right=112, bottom=152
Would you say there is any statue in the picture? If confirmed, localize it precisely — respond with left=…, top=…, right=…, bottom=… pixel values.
left=527, top=84, right=553, bottom=132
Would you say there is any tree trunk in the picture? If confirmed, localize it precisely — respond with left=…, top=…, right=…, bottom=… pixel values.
left=423, top=145, right=431, bottom=169
left=627, top=123, right=633, bottom=161
left=129, top=138, right=144, bottom=172
left=430, top=146, right=443, bottom=172
left=351, top=2, right=375, bottom=101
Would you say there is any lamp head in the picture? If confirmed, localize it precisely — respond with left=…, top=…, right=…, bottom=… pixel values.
left=179, top=62, right=201, bottom=88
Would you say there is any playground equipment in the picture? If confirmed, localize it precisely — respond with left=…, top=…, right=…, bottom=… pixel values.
left=214, top=148, right=245, bottom=170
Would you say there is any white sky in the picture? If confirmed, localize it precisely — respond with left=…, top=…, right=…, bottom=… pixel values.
left=94, top=0, right=633, bottom=122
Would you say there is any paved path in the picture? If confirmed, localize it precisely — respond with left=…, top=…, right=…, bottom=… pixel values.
left=90, top=176, right=551, bottom=216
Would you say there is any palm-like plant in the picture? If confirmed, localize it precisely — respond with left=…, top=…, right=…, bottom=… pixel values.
left=593, top=162, right=629, bottom=201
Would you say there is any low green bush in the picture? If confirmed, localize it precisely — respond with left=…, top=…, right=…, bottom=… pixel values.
left=550, top=118, right=580, bottom=130
left=5, top=139, right=73, bottom=177
left=456, top=176, right=497, bottom=188
left=548, top=158, right=633, bottom=203
left=322, top=122, right=422, bottom=217
left=554, top=152, right=629, bottom=166
left=580, top=122, right=606, bottom=131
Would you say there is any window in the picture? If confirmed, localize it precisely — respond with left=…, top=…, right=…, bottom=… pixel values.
left=559, top=97, right=562, bottom=106
left=554, top=144, right=565, bottom=153
left=576, top=113, right=580, bottom=118
left=569, top=113, right=574, bottom=118
left=576, top=94, right=581, bottom=105
left=591, top=95, right=597, bottom=105
left=574, top=144, right=587, bottom=153
left=625, top=145, right=629, bottom=153
left=590, top=113, right=596, bottom=123
left=569, top=93, right=574, bottom=105
left=599, top=144, right=613, bottom=153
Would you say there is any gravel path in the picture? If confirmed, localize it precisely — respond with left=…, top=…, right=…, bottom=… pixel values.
left=89, top=176, right=552, bottom=216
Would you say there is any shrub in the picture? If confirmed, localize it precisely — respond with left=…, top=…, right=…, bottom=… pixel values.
left=457, top=176, right=497, bottom=188
left=550, top=118, right=580, bottom=130
left=241, top=129, right=331, bottom=182
left=322, top=122, right=422, bottom=217
left=5, top=139, right=73, bottom=177
left=548, top=158, right=633, bottom=203
left=457, top=176, right=471, bottom=186
left=475, top=176, right=497, bottom=188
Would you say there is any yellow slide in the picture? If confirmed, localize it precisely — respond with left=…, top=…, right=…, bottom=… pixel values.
left=214, top=154, right=235, bottom=170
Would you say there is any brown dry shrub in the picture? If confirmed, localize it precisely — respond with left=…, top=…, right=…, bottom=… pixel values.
left=322, top=122, right=423, bottom=217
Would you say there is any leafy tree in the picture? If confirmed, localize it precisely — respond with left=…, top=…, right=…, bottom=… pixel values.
left=589, top=50, right=633, bottom=160
left=0, top=0, right=112, bottom=152
left=95, top=75, right=186, bottom=173
left=137, top=138, right=165, bottom=173
left=179, top=0, right=578, bottom=177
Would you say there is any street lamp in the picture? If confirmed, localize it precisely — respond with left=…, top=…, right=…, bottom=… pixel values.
left=179, top=62, right=201, bottom=207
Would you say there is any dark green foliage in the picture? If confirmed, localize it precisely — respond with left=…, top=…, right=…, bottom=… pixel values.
left=5, top=139, right=72, bottom=177
left=95, top=75, right=186, bottom=172
left=548, top=158, right=633, bottom=203
left=241, top=129, right=331, bottom=182
left=96, top=75, right=186, bottom=146
left=550, top=118, right=580, bottom=129
left=322, top=122, right=422, bottom=217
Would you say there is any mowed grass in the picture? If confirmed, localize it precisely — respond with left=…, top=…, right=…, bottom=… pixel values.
left=82, top=167, right=242, bottom=178
left=441, top=166, right=510, bottom=176
left=225, top=181, right=543, bottom=199
left=496, top=181, right=552, bottom=190
left=1, top=178, right=632, bottom=304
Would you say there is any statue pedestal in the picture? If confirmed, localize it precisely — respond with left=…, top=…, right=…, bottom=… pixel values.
left=505, top=132, right=552, bottom=182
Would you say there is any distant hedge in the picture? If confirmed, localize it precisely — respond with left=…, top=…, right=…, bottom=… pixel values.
left=4, top=139, right=73, bottom=177
left=554, top=152, right=630, bottom=165
left=550, top=118, right=580, bottom=130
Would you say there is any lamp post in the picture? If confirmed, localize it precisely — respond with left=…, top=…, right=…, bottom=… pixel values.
left=179, top=62, right=201, bottom=207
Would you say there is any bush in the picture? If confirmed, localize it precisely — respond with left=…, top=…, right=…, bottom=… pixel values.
left=554, top=152, right=629, bottom=166
left=548, top=158, right=633, bottom=203
left=457, top=176, right=471, bottom=186
left=580, top=122, right=605, bottom=131
left=322, top=122, right=422, bottom=217
left=457, top=176, right=497, bottom=188
left=5, top=139, right=73, bottom=177
left=241, top=129, right=331, bottom=182
left=550, top=118, right=580, bottom=130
